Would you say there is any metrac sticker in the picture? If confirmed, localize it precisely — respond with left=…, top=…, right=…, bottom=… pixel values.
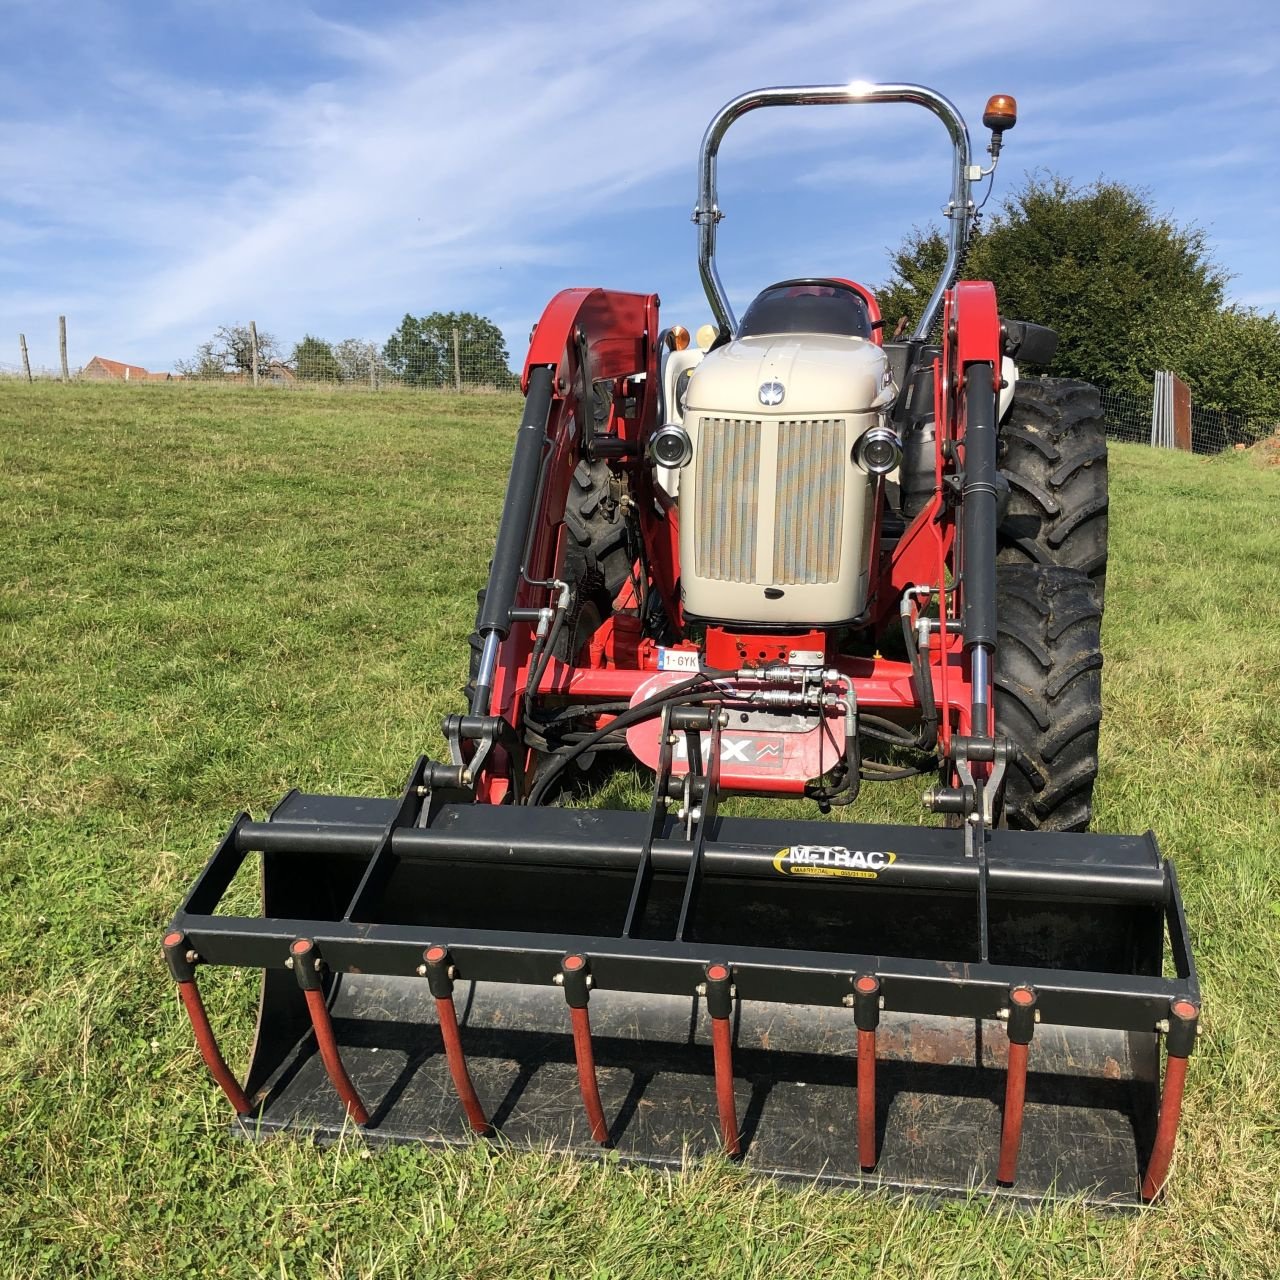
left=772, top=845, right=898, bottom=880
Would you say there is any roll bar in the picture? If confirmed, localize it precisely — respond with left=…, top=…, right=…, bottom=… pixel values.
left=695, top=83, right=975, bottom=343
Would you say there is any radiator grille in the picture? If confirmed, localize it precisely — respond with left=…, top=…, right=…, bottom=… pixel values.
left=695, top=418, right=760, bottom=582
left=774, top=420, right=845, bottom=584
left=694, top=417, right=846, bottom=585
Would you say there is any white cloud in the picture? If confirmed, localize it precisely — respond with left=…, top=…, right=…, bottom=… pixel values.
left=1, top=0, right=1277, bottom=370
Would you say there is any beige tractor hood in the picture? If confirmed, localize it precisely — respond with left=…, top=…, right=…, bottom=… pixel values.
left=685, top=333, right=891, bottom=419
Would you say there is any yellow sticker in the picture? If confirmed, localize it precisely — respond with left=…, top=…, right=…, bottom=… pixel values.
left=772, top=845, right=898, bottom=880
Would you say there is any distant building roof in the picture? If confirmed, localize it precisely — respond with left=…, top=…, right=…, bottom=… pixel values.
left=82, top=356, right=172, bottom=381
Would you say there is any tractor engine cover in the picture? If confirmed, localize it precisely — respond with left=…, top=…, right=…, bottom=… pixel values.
left=678, top=331, right=892, bottom=626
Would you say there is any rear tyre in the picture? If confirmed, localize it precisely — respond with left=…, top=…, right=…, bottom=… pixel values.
left=995, top=564, right=1103, bottom=832
left=998, top=378, right=1108, bottom=606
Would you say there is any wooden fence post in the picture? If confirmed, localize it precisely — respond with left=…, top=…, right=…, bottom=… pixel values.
left=59, top=316, right=69, bottom=382
left=250, top=321, right=260, bottom=387
left=453, top=326, right=462, bottom=393
left=1171, top=374, right=1192, bottom=451
left=19, top=334, right=32, bottom=383
left=369, top=343, right=377, bottom=391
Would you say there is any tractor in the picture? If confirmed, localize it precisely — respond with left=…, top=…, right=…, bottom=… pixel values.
left=165, top=83, right=1198, bottom=1204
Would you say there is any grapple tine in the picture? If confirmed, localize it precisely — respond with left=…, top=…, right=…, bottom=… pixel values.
left=853, top=974, right=881, bottom=1172
left=1141, top=998, right=1199, bottom=1201
left=704, top=963, right=741, bottom=1157
left=560, top=954, right=610, bottom=1144
left=290, top=939, right=369, bottom=1126
left=424, top=946, right=491, bottom=1135
left=996, top=985, right=1037, bottom=1187
left=164, top=931, right=251, bottom=1117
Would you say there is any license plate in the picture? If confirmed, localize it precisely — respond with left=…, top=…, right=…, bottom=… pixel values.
left=657, top=647, right=701, bottom=672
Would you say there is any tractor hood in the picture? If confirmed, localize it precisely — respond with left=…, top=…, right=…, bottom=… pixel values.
left=684, top=333, right=892, bottom=419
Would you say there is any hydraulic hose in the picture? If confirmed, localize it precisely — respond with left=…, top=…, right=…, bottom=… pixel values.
left=900, top=600, right=939, bottom=751
left=525, top=675, right=725, bottom=806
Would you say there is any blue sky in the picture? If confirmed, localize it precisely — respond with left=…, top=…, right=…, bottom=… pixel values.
left=2, top=0, right=1278, bottom=374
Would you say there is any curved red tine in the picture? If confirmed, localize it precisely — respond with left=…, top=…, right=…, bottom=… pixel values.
left=996, top=985, right=1037, bottom=1187
left=424, top=946, right=490, bottom=1135
left=857, top=1030, right=877, bottom=1171
left=569, top=1007, right=610, bottom=1143
left=704, top=963, right=741, bottom=1157
left=291, top=939, right=369, bottom=1126
left=164, top=931, right=251, bottom=1116
left=996, top=1041, right=1029, bottom=1185
left=1141, top=998, right=1199, bottom=1201
left=562, top=955, right=610, bottom=1144
left=1141, top=1055, right=1190, bottom=1201
left=853, top=974, right=881, bottom=1172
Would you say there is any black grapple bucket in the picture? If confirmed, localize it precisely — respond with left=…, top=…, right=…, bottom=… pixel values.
left=165, top=767, right=1200, bottom=1206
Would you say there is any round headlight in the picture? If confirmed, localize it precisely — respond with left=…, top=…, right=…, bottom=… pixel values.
left=650, top=423, right=693, bottom=469
left=854, top=425, right=902, bottom=475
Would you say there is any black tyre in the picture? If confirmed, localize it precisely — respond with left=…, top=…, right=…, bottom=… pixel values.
left=998, top=378, right=1108, bottom=605
left=995, top=564, right=1103, bottom=832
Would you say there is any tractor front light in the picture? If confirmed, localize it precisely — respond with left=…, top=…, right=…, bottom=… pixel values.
left=650, top=424, right=693, bottom=469
left=854, top=425, right=902, bottom=475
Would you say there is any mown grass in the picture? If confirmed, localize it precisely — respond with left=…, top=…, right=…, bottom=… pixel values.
left=1, top=382, right=1277, bottom=1279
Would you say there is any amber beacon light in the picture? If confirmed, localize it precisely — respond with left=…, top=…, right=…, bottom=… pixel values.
left=982, top=94, right=1018, bottom=133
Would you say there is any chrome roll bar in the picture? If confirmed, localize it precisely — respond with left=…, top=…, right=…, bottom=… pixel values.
left=695, top=83, right=974, bottom=343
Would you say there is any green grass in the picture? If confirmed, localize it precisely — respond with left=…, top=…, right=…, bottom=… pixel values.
left=1, top=382, right=1278, bottom=1279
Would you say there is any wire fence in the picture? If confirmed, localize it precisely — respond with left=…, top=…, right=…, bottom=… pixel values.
left=1099, top=384, right=1274, bottom=454
left=5, top=343, right=1277, bottom=453
left=285, top=337, right=519, bottom=391
left=1, top=320, right=521, bottom=392
left=0, top=348, right=519, bottom=390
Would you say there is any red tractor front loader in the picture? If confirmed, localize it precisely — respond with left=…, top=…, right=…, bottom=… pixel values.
left=165, top=83, right=1199, bottom=1205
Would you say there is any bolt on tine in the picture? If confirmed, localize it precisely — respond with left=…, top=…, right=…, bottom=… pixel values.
left=289, top=938, right=369, bottom=1126
left=558, top=954, right=610, bottom=1144
left=996, top=984, right=1037, bottom=1186
left=422, top=946, right=491, bottom=1135
left=1141, top=998, right=1199, bottom=1201
left=852, top=974, right=881, bottom=1172
left=703, top=962, right=741, bottom=1157
left=163, top=931, right=252, bottom=1117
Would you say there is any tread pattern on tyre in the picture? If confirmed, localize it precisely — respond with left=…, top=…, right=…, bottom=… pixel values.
left=995, top=564, right=1103, bottom=832
left=465, top=459, right=621, bottom=697
left=999, top=377, right=1108, bottom=604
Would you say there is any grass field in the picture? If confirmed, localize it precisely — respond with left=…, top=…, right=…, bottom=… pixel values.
left=2, top=382, right=1278, bottom=1279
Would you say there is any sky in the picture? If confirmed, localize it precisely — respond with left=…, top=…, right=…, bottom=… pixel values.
left=2, top=0, right=1278, bottom=375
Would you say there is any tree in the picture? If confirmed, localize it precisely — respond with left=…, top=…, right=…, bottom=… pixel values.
left=382, top=311, right=516, bottom=388
left=876, top=175, right=1260, bottom=403
left=292, top=334, right=341, bottom=382
left=175, top=323, right=280, bottom=379
left=1180, top=306, right=1280, bottom=425
left=215, top=323, right=279, bottom=377
left=383, top=313, right=442, bottom=386
left=876, top=228, right=952, bottom=340
left=333, top=338, right=380, bottom=384
left=174, top=338, right=225, bottom=380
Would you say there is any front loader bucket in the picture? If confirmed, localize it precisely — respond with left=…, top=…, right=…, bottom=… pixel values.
left=166, top=767, right=1199, bottom=1206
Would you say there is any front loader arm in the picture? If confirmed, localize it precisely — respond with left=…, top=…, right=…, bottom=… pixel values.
left=465, top=289, right=664, bottom=797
